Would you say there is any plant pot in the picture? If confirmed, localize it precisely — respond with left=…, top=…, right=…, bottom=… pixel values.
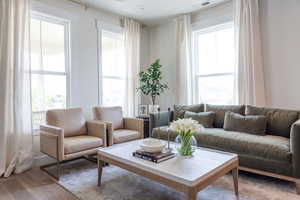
left=148, top=105, right=160, bottom=113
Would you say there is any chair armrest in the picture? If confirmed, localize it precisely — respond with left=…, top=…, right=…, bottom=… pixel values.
left=149, top=111, right=173, bottom=137
left=124, top=117, right=144, bottom=138
left=96, top=120, right=113, bottom=146
left=86, top=120, right=107, bottom=147
left=39, top=124, right=64, bottom=161
left=291, top=119, right=300, bottom=178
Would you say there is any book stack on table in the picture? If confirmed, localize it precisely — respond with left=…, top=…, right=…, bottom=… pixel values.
left=133, top=149, right=175, bottom=163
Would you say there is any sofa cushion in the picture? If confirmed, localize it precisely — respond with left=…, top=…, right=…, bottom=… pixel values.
left=195, top=128, right=291, bottom=163
left=173, top=104, right=204, bottom=120
left=64, top=135, right=103, bottom=154
left=184, top=111, right=215, bottom=128
left=113, top=129, right=141, bottom=144
left=224, top=112, right=267, bottom=135
left=47, top=108, right=87, bottom=137
left=205, top=104, right=245, bottom=128
left=152, top=127, right=291, bottom=163
left=93, top=106, right=124, bottom=130
left=246, top=105, right=299, bottom=138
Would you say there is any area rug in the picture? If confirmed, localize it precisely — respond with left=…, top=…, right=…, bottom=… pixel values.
left=52, top=159, right=299, bottom=200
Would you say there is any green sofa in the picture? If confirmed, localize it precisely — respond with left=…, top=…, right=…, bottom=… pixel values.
left=150, top=104, right=300, bottom=191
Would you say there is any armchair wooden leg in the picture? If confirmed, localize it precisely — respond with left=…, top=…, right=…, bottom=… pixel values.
left=40, top=159, right=61, bottom=181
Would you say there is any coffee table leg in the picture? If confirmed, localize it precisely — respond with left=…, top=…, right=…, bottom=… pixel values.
left=186, top=189, right=197, bottom=200
left=232, top=167, right=239, bottom=196
left=98, top=158, right=104, bottom=186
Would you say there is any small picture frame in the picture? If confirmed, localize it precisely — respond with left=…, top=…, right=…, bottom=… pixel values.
left=138, top=104, right=149, bottom=117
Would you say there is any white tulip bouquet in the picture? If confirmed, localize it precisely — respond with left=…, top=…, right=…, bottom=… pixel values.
left=170, top=118, right=203, bottom=156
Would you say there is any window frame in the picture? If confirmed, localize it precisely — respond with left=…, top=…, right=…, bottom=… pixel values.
left=30, top=12, right=71, bottom=130
left=96, top=21, right=125, bottom=106
left=192, top=21, right=235, bottom=104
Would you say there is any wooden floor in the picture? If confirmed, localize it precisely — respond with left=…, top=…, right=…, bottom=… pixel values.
left=0, top=168, right=78, bottom=200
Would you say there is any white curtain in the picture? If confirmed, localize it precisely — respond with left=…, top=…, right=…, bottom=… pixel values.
left=234, top=0, right=266, bottom=106
left=175, top=14, right=194, bottom=105
left=124, top=18, right=141, bottom=116
left=0, top=0, right=33, bottom=177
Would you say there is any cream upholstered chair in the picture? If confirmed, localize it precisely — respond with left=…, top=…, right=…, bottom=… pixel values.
left=40, top=108, right=106, bottom=180
left=93, top=106, right=144, bottom=146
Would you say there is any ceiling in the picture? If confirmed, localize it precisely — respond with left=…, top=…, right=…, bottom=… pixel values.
left=80, top=0, right=227, bottom=26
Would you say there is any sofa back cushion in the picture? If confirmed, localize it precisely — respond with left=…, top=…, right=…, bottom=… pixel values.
left=93, top=106, right=124, bottom=130
left=184, top=111, right=215, bottom=128
left=245, top=105, right=299, bottom=138
left=47, top=108, right=87, bottom=137
left=173, top=104, right=204, bottom=120
left=224, top=112, right=267, bottom=135
left=205, top=104, right=245, bottom=128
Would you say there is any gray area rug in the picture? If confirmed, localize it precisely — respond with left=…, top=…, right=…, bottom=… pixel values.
left=53, top=159, right=299, bottom=200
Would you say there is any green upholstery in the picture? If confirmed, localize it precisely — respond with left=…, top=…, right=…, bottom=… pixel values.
left=246, top=105, right=299, bottom=138
left=152, top=126, right=178, bottom=141
left=291, top=119, right=300, bottom=178
left=184, top=111, right=215, bottom=128
left=173, top=104, right=204, bottom=120
left=205, top=104, right=245, bottom=128
left=224, top=112, right=267, bottom=135
left=149, top=111, right=173, bottom=137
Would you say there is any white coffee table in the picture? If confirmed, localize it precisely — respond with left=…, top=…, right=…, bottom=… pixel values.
left=97, top=139, right=239, bottom=200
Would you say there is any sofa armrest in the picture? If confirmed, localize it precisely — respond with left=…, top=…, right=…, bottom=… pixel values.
left=39, top=124, right=64, bottom=161
left=96, top=120, right=113, bottom=146
left=149, top=111, right=173, bottom=137
left=86, top=120, right=107, bottom=147
left=124, top=117, right=144, bottom=138
left=291, top=119, right=300, bottom=178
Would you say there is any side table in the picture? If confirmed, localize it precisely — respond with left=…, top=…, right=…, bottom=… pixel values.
left=136, top=116, right=150, bottom=138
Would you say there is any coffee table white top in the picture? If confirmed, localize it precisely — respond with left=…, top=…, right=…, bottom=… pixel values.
left=98, top=139, right=237, bottom=186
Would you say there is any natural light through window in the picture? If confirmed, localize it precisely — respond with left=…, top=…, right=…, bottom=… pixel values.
left=193, top=23, right=235, bottom=105
left=30, top=15, right=69, bottom=129
left=101, top=30, right=126, bottom=108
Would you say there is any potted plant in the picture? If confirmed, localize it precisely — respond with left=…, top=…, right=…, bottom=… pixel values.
left=137, top=59, right=168, bottom=113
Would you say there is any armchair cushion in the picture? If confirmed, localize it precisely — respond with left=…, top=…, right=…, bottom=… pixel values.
left=113, top=129, right=141, bottom=144
left=93, top=106, right=124, bottom=130
left=46, top=108, right=87, bottom=137
left=64, top=135, right=103, bottom=154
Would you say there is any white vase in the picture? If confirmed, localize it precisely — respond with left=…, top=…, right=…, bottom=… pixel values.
left=148, top=105, right=160, bottom=113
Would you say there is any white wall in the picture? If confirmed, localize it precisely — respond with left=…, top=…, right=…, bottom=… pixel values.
left=261, top=0, right=300, bottom=110
left=141, top=21, right=177, bottom=110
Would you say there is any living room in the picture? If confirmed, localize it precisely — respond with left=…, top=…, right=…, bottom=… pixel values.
left=1, top=0, right=300, bottom=199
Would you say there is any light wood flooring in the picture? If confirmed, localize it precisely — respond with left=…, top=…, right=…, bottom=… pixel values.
left=0, top=168, right=78, bottom=200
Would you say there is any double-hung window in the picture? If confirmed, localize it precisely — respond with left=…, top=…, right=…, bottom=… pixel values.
left=100, top=29, right=126, bottom=108
left=192, top=22, right=235, bottom=105
left=30, top=14, right=70, bottom=130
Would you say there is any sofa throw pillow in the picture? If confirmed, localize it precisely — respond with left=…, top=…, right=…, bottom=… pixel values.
left=224, top=112, right=267, bottom=136
left=184, top=111, right=215, bottom=128
left=174, top=104, right=204, bottom=120
left=205, top=104, right=245, bottom=128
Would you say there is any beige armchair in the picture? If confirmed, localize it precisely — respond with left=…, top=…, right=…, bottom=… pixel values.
left=40, top=108, right=106, bottom=180
left=93, top=106, right=144, bottom=146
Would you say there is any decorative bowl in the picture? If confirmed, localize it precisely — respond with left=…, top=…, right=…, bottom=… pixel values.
left=140, top=139, right=166, bottom=153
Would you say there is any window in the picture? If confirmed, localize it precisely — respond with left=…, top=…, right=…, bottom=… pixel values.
left=100, top=30, right=126, bottom=108
left=192, top=23, right=235, bottom=105
left=30, top=14, right=70, bottom=129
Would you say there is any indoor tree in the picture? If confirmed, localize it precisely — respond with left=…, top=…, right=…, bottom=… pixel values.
left=137, top=59, right=168, bottom=105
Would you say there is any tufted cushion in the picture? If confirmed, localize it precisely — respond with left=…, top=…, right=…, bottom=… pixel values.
left=46, top=108, right=87, bottom=137
left=184, top=111, right=215, bottom=128
left=173, top=104, right=204, bottom=120
left=224, top=112, right=267, bottom=136
left=246, top=105, right=299, bottom=138
left=64, top=135, right=103, bottom=154
left=205, top=104, right=245, bottom=128
left=93, top=106, right=124, bottom=130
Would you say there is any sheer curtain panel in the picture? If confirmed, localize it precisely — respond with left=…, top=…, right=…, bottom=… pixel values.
left=124, top=18, right=141, bottom=116
left=234, top=0, right=266, bottom=106
left=0, top=0, right=33, bottom=177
